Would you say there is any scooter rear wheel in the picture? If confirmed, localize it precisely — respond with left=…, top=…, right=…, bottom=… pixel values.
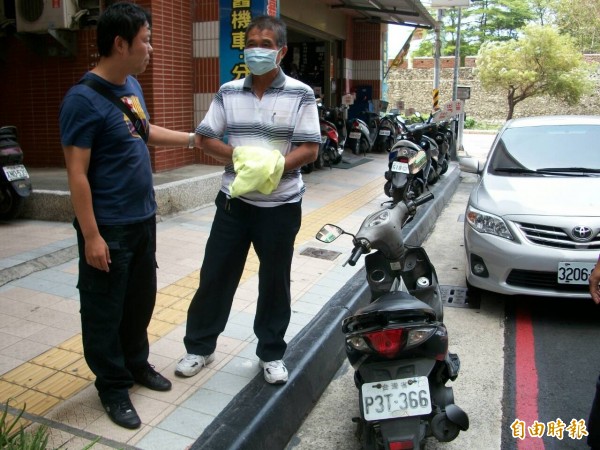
left=359, top=136, right=370, bottom=155
left=301, top=163, right=314, bottom=174
left=431, top=412, right=461, bottom=442
left=0, top=187, right=25, bottom=220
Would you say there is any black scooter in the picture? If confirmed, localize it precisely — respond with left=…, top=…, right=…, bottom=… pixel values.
left=316, top=193, right=468, bottom=450
left=0, top=126, right=31, bottom=220
left=374, top=112, right=401, bottom=154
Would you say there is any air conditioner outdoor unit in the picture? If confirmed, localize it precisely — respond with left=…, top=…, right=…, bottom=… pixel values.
left=16, top=0, right=78, bottom=33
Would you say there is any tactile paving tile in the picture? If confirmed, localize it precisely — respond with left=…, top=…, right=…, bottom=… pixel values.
left=31, top=348, right=82, bottom=371
left=0, top=380, right=27, bottom=402
left=35, top=372, right=89, bottom=399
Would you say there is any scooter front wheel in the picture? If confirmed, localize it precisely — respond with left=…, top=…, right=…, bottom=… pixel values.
left=439, top=155, right=449, bottom=175
left=314, top=150, right=324, bottom=169
left=0, top=186, right=25, bottom=220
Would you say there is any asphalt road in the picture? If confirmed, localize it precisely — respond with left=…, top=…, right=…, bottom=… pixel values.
left=285, top=132, right=600, bottom=450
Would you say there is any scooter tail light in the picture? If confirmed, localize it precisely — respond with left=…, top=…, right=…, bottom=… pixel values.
left=326, top=128, right=338, bottom=141
left=363, top=328, right=406, bottom=358
left=347, top=335, right=371, bottom=352
left=406, top=327, right=436, bottom=349
left=399, top=156, right=409, bottom=163
left=389, top=441, right=414, bottom=450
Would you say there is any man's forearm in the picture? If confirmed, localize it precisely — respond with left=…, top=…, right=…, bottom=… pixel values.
left=201, top=137, right=234, bottom=163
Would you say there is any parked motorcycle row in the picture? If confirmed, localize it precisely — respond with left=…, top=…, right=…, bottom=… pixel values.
left=316, top=191, right=469, bottom=450
left=302, top=101, right=457, bottom=207
left=0, top=125, right=31, bottom=220
left=302, top=101, right=347, bottom=174
left=384, top=112, right=456, bottom=204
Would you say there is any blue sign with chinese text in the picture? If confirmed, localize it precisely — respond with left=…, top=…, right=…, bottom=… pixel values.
left=219, top=0, right=271, bottom=84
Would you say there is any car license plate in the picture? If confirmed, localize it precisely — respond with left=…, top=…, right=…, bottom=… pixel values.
left=379, top=129, right=391, bottom=136
left=349, top=132, right=361, bottom=139
left=557, top=261, right=595, bottom=284
left=391, top=161, right=409, bottom=173
left=361, top=376, right=431, bottom=421
left=3, top=164, right=29, bottom=182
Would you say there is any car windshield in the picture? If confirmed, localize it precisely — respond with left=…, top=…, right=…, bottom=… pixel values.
left=489, top=124, right=600, bottom=175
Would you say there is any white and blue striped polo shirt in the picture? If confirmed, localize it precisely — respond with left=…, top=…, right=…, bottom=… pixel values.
left=196, top=69, right=321, bottom=207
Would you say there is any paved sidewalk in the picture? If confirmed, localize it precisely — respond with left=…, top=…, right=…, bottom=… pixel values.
left=0, top=151, right=401, bottom=449
left=0, top=129, right=494, bottom=449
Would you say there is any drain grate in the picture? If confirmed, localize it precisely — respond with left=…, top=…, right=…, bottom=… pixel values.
left=440, top=285, right=479, bottom=309
left=300, top=247, right=342, bottom=261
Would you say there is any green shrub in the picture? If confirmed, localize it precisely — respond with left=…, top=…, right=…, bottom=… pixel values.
left=0, top=400, right=48, bottom=450
left=0, top=400, right=98, bottom=450
left=464, top=117, right=476, bottom=129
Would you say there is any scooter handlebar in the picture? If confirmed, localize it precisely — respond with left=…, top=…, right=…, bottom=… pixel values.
left=346, top=245, right=366, bottom=267
left=413, top=192, right=434, bottom=207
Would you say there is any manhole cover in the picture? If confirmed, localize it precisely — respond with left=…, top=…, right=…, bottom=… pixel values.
left=300, top=247, right=342, bottom=260
left=440, top=285, right=479, bottom=309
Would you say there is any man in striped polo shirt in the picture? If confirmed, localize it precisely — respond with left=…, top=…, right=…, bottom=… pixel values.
left=176, top=15, right=321, bottom=384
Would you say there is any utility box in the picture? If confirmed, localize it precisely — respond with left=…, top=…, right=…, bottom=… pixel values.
left=16, top=0, right=79, bottom=33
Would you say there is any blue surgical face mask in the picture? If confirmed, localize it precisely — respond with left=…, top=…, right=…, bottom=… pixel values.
left=244, top=48, right=280, bottom=76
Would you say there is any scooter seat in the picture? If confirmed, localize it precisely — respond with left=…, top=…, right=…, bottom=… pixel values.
left=343, top=291, right=437, bottom=333
left=362, top=291, right=435, bottom=314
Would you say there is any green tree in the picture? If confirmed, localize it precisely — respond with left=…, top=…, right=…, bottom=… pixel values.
left=555, top=0, right=600, bottom=53
left=476, top=24, right=593, bottom=119
left=414, top=0, right=547, bottom=57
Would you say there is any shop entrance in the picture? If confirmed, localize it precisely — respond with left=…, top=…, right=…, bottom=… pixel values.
left=281, top=23, right=344, bottom=108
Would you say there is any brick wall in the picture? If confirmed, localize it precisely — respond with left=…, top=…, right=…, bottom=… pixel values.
left=0, top=0, right=195, bottom=172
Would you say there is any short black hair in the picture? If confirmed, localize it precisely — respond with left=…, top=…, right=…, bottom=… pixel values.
left=245, top=15, right=287, bottom=48
left=97, top=2, right=152, bottom=57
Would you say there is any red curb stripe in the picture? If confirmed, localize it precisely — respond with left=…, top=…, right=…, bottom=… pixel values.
left=515, top=305, right=545, bottom=450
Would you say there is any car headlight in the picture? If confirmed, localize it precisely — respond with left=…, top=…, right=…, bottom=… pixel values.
left=466, top=205, right=514, bottom=240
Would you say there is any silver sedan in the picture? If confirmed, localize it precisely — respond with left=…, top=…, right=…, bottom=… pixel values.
left=460, top=115, right=600, bottom=299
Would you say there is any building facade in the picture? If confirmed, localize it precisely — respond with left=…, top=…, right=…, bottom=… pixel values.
left=0, top=0, right=430, bottom=171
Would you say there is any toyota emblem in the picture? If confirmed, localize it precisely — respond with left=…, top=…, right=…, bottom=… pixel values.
left=572, top=226, right=593, bottom=241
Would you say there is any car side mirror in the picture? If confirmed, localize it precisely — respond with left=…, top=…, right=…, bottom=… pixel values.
left=459, top=156, right=483, bottom=175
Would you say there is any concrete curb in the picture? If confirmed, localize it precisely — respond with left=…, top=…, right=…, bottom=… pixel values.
left=20, top=173, right=222, bottom=222
left=190, top=163, right=461, bottom=450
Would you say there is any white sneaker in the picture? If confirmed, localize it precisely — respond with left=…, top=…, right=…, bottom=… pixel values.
left=175, top=353, right=215, bottom=377
left=259, top=359, right=288, bottom=384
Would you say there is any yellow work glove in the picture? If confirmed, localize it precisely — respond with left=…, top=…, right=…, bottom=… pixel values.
left=229, top=146, right=285, bottom=198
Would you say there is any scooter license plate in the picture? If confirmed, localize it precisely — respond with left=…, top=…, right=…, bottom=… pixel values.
left=349, top=132, right=361, bottom=139
left=361, top=376, right=431, bottom=421
left=379, top=129, right=391, bottom=136
left=391, top=161, right=409, bottom=173
left=3, top=165, right=29, bottom=182
left=557, top=261, right=595, bottom=284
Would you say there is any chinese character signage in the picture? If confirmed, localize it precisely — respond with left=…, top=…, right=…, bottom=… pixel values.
left=219, top=0, right=271, bottom=84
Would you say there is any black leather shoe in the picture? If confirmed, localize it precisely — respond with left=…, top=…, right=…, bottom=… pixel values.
left=133, top=364, right=172, bottom=391
left=102, top=398, right=141, bottom=429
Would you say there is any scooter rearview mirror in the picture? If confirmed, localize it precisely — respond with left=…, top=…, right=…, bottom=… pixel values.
left=316, top=224, right=345, bottom=243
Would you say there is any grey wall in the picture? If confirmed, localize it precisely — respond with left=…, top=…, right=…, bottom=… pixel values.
left=386, top=60, right=600, bottom=126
